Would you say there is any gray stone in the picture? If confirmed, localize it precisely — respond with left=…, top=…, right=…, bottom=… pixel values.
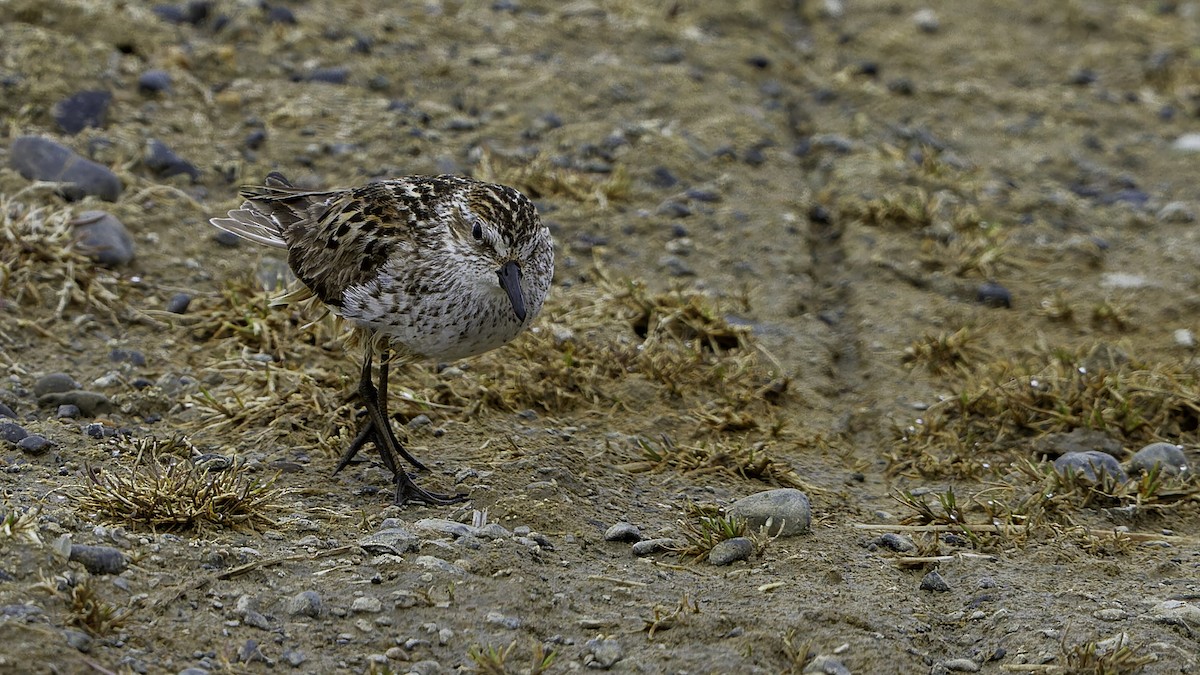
left=879, top=532, right=916, bottom=552
left=1129, top=442, right=1189, bottom=476
left=1172, top=133, right=1200, bottom=152
left=1156, top=201, right=1195, bottom=223
left=1054, top=450, right=1128, bottom=483
left=486, top=610, right=521, bottom=629
left=708, top=537, right=754, bottom=566
left=9, top=136, right=122, bottom=201
left=1145, top=600, right=1200, bottom=625
left=63, top=628, right=93, bottom=652
left=52, top=90, right=111, bottom=134
left=137, top=69, right=172, bottom=94
left=943, top=658, right=980, bottom=672
left=921, top=570, right=951, bottom=592
left=413, top=518, right=477, bottom=539
left=17, top=435, right=52, bottom=455
left=631, top=538, right=677, bottom=556
left=912, top=8, right=940, bottom=33
left=0, top=403, right=14, bottom=419
left=166, top=293, right=193, bottom=314
left=72, top=549, right=120, bottom=581
left=413, top=556, right=466, bottom=576
left=477, top=523, right=511, bottom=540
left=584, top=637, right=623, bottom=669
left=603, top=522, right=642, bottom=542
left=0, top=422, right=29, bottom=444
left=281, top=649, right=306, bottom=667
left=358, top=527, right=419, bottom=555
left=803, top=654, right=851, bottom=675
left=285, top=591, right=322, bottom=618
left=350, top=596, right=383, bottom=613
left=145, top=139, right=200, bottom=181
left=73, top=211, right=135, bottom=267
left=728, top=488, right=812, bottom=536
left=38, top=391, right=114, bottom=417
left=33, top=373, right=80, bottom=397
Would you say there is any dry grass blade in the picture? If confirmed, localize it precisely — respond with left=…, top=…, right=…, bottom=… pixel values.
left=466, top=640, right=557, bottom=675
left=36, top=576, right=127, bottom=637
left=1059, top=631, right=1156, bottom=674
left=627, top=435, right=807, bottom=489
left=474, top=149, right=630, bottom=206
left=903, top=326, right=986, bottom=374
left=0, top=504, right=42, bottom=546
left=672, top=502, right=755, bottom=562
left=641, top=593, right=700, bottom=639
left=76, top=438, right=281, bottom=532
left=0, top=194, right=122, bottom=317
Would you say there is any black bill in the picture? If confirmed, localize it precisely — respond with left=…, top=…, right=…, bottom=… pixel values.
left=496, top=260, right=527, bottom=322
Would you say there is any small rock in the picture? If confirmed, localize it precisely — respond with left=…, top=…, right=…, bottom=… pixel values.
left=477, top=523, right=511, bottom=540
left=145, top=139, right=200, bottom=181
left=583, top=637, right=623, bottom=669
left=486, top=611, right=520, bottom=629
left=9, top=136, right=122, bottom=201
left=306, top=67, right=349, bottom=85
left=912, top=8, right=939, bottom=32
left=0, top=403, right=14, bottom=419
left=34, top=373, right=81, bottom=397
left=350, top=596, right=383, bottom=614
left=1171, top=133, right=1200, bottom=152
left=976, top=282, right=1011, bottom=308
left=52, top=90, right=111, bottom=134
left=358, top=527, right=419, bottom=555
left=69, top=545, right=128, bottom=575
left=727, top=488, right=812, bottom=536
left=38, top=391, right=114, bottom=417
left=1156, top=201, right=1195, bottom=223
left=631, top=538, right=677, bottom=557
left=166, top=293, right=193, bottom=314
left=0, top=422, right=29, bottom=444
left=943, top=658, right=980, bottom=672
left=803, top=654, right=851, bottom=675
left=413, top=518, right=477, bottom=539
left=281, top=649, right=306, bottom=667
left=413, top=556, right=466, bottom=576
left=110, top=349, right=146, bottom=367
left=1175, top=329, right=1196, bottom=348
left=265, top=5, right=297, bottom=24
left=1145, top=600, right=1200, bottom=625
left=17, top=435, right=53, bottom=455
left=1129, top=442, right=1188, bottom=477
left=604, top=522, right=642, bottom=542
left=285, top=591, right=322, bottom=618
left=1054, top=450, right=1128, bottom=483
left=708, top=537, right=754, bottom=566
left=72, top=211, right=135, bottom=267
left=878, top=533, right=916, bottom=552
left=238, top=638, right=269, bottom=664
left=137, top=69, right=172, bottom=94
left=63, top=628, right=93, bottom=653
left=921, top=570, right=951, bottom=592
left=1093, top=608, right=1126, bottom=621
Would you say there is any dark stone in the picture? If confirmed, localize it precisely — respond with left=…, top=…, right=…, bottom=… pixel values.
left=166, top=293, right=193, bottom=314
left=0, top=403, right=14, bottom=419
left=52, top=91, right=112, bottom=135
left=33, top=373, right=80, bottom=397
left=603, top=522, right=642, bottom=542
left=69, top=545, right=128, bottom=575
left=648, top=166, right=678, bottom=189
left=109, top=349, right=147, bottom=367
left=84, top=423, right=117, bottom=439
left=9, top=136, right=122, bottom=202
left=0, top=422, right=29, bottom=444
left=265, top=4, right=297, bottom=23
left=746, top=55, right=771, bottom=69
left=305, top=68, right=349, bottom=85
left=921, top=569, right=951, bottom=592
left=244, top=129, right=267, bottom=150
left=72, top=211, right=135, bottom=267
left=38, top=391, right=114, bottom=417
left=685, top=188, right=721, bottom=202
left=57, top=405, right=81, bottom=419
left=145, top=139, right=200, bottom=181
left=213, top=230, right=241, bottom=247
left=152, top=1, right=210, bottom=24
left=1054, top=450, right=1128, bottom=483
left=708, top=537, right=754, bottom=566
left=137, top=69, right=172, bottom=94
left=976, top=282, right=1012, bottom=308
left=17, top=435, right=52, bottom=455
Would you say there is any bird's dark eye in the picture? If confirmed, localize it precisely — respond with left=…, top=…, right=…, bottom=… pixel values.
left=472, top=222, right=483, bottom=241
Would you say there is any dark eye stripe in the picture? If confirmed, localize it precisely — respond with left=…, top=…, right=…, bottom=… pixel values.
left=472, top=222, right=483, bottom=240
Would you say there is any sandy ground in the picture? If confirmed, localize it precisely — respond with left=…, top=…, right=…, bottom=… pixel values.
left=1, top=1, right=1199, bottom=673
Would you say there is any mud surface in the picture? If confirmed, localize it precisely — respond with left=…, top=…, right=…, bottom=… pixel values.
left=1, top=1, right=1199, bottom=673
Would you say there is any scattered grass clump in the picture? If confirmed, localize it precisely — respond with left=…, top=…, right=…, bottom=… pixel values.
left=0, top=504, right=41, bottom=547
left=1058, top=631, right=1155, bottom=674
left=622, top=435, right=806, bottom=489
left=36, top=576, right=127, bottom=636
left=892, top=344, right=1200, bottom=477
left=902, top=326, right=986, bottom=375
left=474, top=149, right=630, bottom=207
left=466, top=640, right=557, bottom=675
left=76, top=435, right=281, bottom=532
left=0, top=194, right=121, bottom=317
left=641, top=593, right=700, bottom=639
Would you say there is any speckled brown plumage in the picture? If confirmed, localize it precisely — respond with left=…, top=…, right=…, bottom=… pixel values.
left=211, top=172, right=554, bottom=505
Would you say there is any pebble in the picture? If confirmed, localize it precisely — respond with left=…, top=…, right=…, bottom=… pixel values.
left=152, top=1, right=210, bottom=25
left=285, top=591, right=322, bottom=618
left=357, top=527, right=419, bottom=555
left=281, top=649, right=306, bottom=667
left=34, top=373, right=80, bottom=397
left=72, top=211, right=135, bottom=267
left=727, top=488, right=812, bottom=536
left=145, top=139, right=200, bottom=181
left=38, top=391, right=114, bottom=417
left=350, top=596, right=383, bottom=613
left=921, top=570, right=951, bottom=592
left=1093, top=608, right=1126, bottom=621
left=17, top=435, right=53, bottom=455
left=137, top=69, right=172, bottom=94
left=603, top=522, right=642, bottom=542
left=63, top=629, right=93, bottom=653
left=477, top=523, right=511, bottom=540
left=0, top=403, right=14, bottom=419
left=631, top=538, right=677, bottom=556
left=803, top=654, right=851, bottom=675
left=306, top=67, right=349, bottom=85
left=413, top=518, right=477, bottom=539
left=52, top=90, right=111, bottom=134
left=486, top=611, right=520, bottom=629
left=1156, top=201, right=1195, bottom=223
left=942, top=658, right=980, bottom=672
left=1171, top=133, right=1200, bottom=152
left=708, top=537, right=754, bottom=566
left=1128, top=442, right=1188, bottom=476
left=1053, top=450, right=1128, bottom=483
left=166, top=293, right=193, bottom=314
left=1145, top=600, right=1200, bottom=625
left=413, top=556, right=466, bottom=576
left=68, top=544, right=128, bottom=575
left=110, top=349, right=147, bottom=367
left=9, top=136, right=122, bottom=201
left=976, top=282, right=1011, bottom=308
left=912, top=8, right=940, bottom=32
left=1176, top=329, right=1196, bottom=348
left=878, top=533, right=916, bottom=552
left=583, top=637, right=623, bottom=669
left=265, top=5, right=297, bottom=24
left=0, top=422, right=29, bottom=444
